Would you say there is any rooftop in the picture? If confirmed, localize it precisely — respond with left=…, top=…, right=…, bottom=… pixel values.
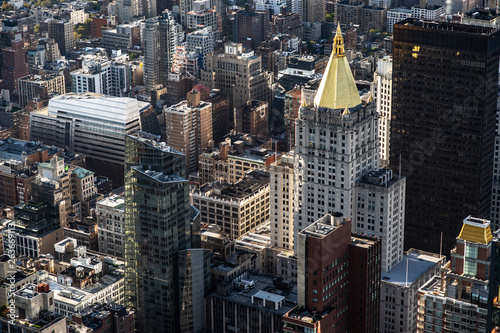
left=41, top=93, right=151, bottom=125
left=396, top=18, right=497, bottom=34
left=211, top=273, right=297, bottom=315
left=97, top=194, right=125, bottom=210
left=72, top=167, right=94, bottom=179
left=458, top=216, right=493, bottom=244
left=131, top=166, right=187, bottom=184
left=300, top=214, right=347, bottom=238
left=0, top=138, right=59, bottom=162
left=381, top=250, right=443, bottom=287
left=195, top=170, right=269, bottom=201
left=127, top=132, right=184, bottom=155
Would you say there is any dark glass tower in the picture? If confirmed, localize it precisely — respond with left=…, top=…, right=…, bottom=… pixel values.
left=390, top=19, right=500, bottom=254
left=124, top=132, right=192, bottom=332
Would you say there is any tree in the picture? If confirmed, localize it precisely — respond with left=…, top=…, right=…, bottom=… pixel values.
left=1, top=2, right=14, bottom=11
left=34, top=24, right=40, bottom=34
left=326, top=12, right=335, bottom=22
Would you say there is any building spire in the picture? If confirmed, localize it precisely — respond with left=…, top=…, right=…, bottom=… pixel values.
left=333, top=23, right=345, bottom=56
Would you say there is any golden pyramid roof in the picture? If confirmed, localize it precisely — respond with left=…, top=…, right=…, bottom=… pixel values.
left=458, top=219, right=493, bottom=245
left=314, top=24, right=361, bottom=110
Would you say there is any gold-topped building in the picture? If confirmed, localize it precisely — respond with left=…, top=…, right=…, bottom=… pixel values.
left=458, top=216, right=493, bottom=245
left=292, top=25, right=381, bottom=250
left=313, top=24, right=362, bottom=110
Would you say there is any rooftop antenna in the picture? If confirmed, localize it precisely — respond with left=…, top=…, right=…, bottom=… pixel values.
left=399, top=153, right=401, bottom=179
left=439, top=231, right=443, bottom=259
left=405, top=258, right=408, bottom=287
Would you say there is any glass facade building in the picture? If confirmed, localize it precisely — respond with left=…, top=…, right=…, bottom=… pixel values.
left=124, top=132, right=192, bottom=332
left=390, top=19, right=500, bottom=254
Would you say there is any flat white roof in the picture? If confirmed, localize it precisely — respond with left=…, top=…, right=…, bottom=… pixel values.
left=47, top=93, right=150, bottom=124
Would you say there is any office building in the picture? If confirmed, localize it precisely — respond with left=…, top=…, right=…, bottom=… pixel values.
left=18, top=74, right=66, bottom=107
left=390, top=19, right=500, bottom=254
left=270, top=152, right=294, bottom=250
left=283, top=215, right=381, bottom=333
left=192, top=170, right=270, bottom=239
left=293, top=25, right=378, bottom=247
left=165, top=89, right=213, bottom=175
left=416, top=216, right=493, bottom=333
left=30, top=93, right=158, bottom=187
left=70, top=303, right=135, bottom=333
left=5, top=283, right=67, bottom=333
left=124, top=133, right=193, bottom=332
left=201, top=42, right=270, bottom=110
left=97, top=193, right=125, bottom=258
left=371, top=56, right=392, bottom=166
left=178, top=248, right=211, bottom=333
left=6, top=202, right=64, bottom=257
left=206, top=272, right=298, bottom=332
left=101, top=23, right=141, bottom=54
left=234, top=100, right=269, bottom=137
left=380, top=249, right=444, bottom=333
left=354, top=169, right=405, bottom=273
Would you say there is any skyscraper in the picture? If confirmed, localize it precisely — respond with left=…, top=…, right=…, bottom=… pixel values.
left=124, top=132, right=193, bottom=332
left=390, top=19, right=500, bottom=254
left=293, top=25, right=378, bottom=247
left=143, top=11, right=182, bottom=90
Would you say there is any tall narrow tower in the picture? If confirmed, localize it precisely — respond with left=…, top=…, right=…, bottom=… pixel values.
left=124, top=132, right=192, bottom=332
left=293, top=24, right=379, bottom=249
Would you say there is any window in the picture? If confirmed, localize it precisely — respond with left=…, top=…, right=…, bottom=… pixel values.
left=464, top=260, right=477, bottom=277
left=465, top=243, right=478, bottom=259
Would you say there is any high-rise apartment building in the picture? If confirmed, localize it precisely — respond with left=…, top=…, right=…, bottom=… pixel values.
left=201, top=42, right=270, bottom=110
left=47, top=19, right=75, bottom=57
left=270, top=152, right=294, bottom=249
left=165, top=89, right=213, bottom=175
left=18, top=73, right=66, bottom=107
left=143, top=11, right=183, bottom=90
left=1, top=39, right=28, bottom=92
left=293, top=25, right=378, bottom=248
left=371, top=56, right=392, bottom=167
left=30, top=93, right=159, bottom=186
left=302, top=0, right=325, bottom=23
left=71, top=54, right=133, bottom=97
left=234, top=100, right=269, bottom=137
left=390, top=19, right=500, bottom=254
left=143, top=18, right=161, bottom=90
left=234, top=7, right=269, bottom=49
left=186, top=0, right=219, bottom=34
left=124, top=133, right=193, bottom=332
left=186, top=27, right=214, bottom=71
